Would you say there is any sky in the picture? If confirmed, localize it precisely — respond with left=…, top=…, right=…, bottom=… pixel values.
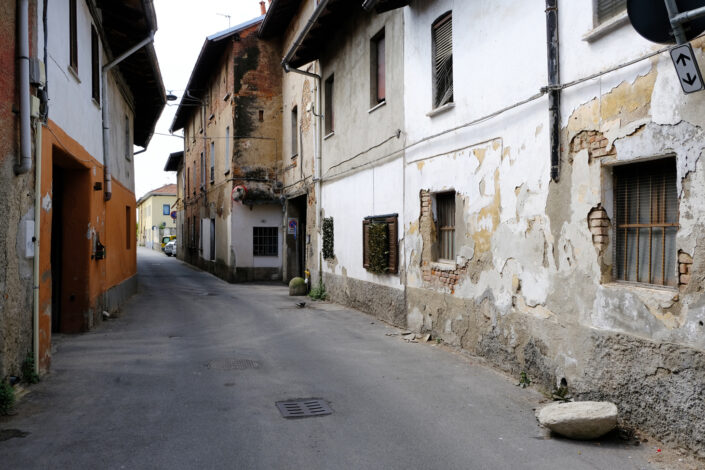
left=135, top=0, right=265, bottom=199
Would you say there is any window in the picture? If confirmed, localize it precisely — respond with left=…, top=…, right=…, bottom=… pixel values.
left=253, top=227, right=278, bottom=256
left=224, top=126, right=230, bottom=173
left=291, top=106, right=298, bottom=157
left=371, top=29, right=386, bottom=105
left=69, top=0, right=78, bottom=72
left=210, top=218, right=216, bottom=261
left=91, top=26, right=99, bottom=103
left=432, top=12, right=453, bottom=109
left=124, top=115, right=130, bottom=160
left=187, top=167, right=190, bottom=196
left=162, top=204, right=170, bottom=216
left=436, top=192, right=455, bottom=261
left=362, top=214, right=398, bottom=274
left=200, top=152, right=205, bottom=188
left=324, top=74, right=334, bottom=135
left=191, top=216, right=196, bottom=248
left=126, top=206, right=131, bottom=250
left=596, top=0, right=626, bottom=24
left=192, top=162, right=197, bottom=194
left=614, top=159, right=678, bottom=286
left=210, top=141, right=215, bottom=182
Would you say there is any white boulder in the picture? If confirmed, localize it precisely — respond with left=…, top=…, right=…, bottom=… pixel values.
left=536, top=401, right=618, bottom=440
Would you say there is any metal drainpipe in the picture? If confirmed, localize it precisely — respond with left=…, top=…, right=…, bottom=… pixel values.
left=15, top=0, right=32, bottom=175
left=546, top=0, right=561, bottom=182
left=32, top=120, right=42, bottom=374
left=282, top=63, right=323, bottom=282
left=101, top=33, right=154, bottom=201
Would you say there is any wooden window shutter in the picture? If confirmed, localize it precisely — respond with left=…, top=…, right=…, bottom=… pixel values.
left=386, top=215, right=398, bottom=274
left=362, top=219, right=371, bottom=268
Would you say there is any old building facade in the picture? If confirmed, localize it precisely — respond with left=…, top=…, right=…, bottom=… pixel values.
left=170, top=14, right=284, bottom=282
left=0, top=0, right=164, bottom=376
left=261, top=0, right=705, bottom=455
left=137, top=183, right=177, bottom=250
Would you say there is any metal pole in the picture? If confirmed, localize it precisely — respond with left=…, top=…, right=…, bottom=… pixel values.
left=664, top=0, right=687, bottom=44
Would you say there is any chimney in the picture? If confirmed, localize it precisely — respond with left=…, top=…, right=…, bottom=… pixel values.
left=260, top=1, right=266, bottom=15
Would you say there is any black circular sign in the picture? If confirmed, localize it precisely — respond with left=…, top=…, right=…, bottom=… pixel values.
left=628, top=0, right=705, bottom=44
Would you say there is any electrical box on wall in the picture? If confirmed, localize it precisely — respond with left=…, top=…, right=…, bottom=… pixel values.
left=29, top=58, right=46, bottom=87
left=21, top=220, right=35, bottom=258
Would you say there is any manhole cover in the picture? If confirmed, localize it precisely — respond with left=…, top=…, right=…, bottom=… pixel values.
left=276, top=398, right=332, bottom=419
left=207, top=359, right=260, bottom=371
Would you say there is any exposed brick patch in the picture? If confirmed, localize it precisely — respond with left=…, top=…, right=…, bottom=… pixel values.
left=678, top=250, right=693, bottom=291
left=587, top=204, right=610, bottom=253
left=570, top=131, right=616, bottom=159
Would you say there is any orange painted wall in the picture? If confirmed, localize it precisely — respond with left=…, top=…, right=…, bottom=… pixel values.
left=38, top=120, right=136, bottom=370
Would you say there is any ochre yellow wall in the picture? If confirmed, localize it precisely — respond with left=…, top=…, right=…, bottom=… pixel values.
left=38, top=120, right=136, bottom=371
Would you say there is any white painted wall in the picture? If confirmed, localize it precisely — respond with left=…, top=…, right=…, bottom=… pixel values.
left=38, top=1, right=135, bottom=191
left=322, top=157, right=404, bottom=289
left=230, top=203, right=283, bottom=269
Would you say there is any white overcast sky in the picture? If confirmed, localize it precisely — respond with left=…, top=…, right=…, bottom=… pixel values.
left=135, top=0, right=265, bottom=198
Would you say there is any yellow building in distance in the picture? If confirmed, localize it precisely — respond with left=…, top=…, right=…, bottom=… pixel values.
left=137, top=184, right=178, bottom=251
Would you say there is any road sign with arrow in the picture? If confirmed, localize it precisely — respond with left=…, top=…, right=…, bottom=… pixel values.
left=669, top=44, right=705, bottom=93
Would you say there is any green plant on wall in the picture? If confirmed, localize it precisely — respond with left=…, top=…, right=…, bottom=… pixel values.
left=22, top=352, right=39, bottom=384
left=0, top=381, right=14, bottom=415
left=368, top=222, right=389, bottom=274
left=322, top=217, right=334, bottom=259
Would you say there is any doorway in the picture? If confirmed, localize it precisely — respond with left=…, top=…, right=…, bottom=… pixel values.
left=51, top=148, right=91, bottom=333
left=286, top=195, right=307, bottom=281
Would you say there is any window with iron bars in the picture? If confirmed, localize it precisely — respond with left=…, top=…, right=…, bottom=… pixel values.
left=253, top=227, right=278, bottom=257
left=614, top=158, right=678, bottom=287
left=432, top=12, right=453, bottom=109
left=435, top=192, right=455, bottom=261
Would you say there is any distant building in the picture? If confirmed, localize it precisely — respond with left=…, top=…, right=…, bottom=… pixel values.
left=137, top=184, right=177, bottom=250
left=170, top=13, right=284, bottom=282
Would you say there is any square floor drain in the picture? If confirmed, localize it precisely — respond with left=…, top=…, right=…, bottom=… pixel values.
left=276, top=398, right=332, bottom=419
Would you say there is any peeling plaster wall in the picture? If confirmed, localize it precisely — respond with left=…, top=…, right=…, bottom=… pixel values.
left=399, top=0, right=705, bottom=454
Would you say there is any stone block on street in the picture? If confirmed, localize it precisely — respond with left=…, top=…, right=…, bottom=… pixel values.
left=536, top=401, right=618, bottom=440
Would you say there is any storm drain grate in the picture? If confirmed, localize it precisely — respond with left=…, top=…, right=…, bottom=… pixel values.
left=207, top=359, right=260, bottom=371
left=276, top=398, right=332, bottom=419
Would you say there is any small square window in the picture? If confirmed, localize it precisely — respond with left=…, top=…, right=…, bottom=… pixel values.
left=253, top=227, right=278, bottom=257
left=163, top=204, right=170, bottom=216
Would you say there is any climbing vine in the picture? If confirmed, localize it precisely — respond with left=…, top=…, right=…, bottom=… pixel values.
left=368, top=222, right=389, bottom=274
left=322, top=217, right=334, bottom=259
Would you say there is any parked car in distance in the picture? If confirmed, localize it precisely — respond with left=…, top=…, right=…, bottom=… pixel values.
left=161, top=235, right=176, bottom=251
left=164, top=240, right=176, bottom=257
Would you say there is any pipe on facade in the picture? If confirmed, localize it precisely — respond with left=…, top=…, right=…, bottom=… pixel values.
left=32, top=121, right=42, bottom=374
left=15, top=0, right=32, bottom=175
left=101, top=33, right=154, bottom=201
left=546, top=0, right=561, bottom=182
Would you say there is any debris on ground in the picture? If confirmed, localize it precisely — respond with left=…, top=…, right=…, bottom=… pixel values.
left=536, top=401, right=618, bottom=440
left=295, top=301, right=306, bottom=308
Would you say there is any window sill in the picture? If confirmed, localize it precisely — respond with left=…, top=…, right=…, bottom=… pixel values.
left=426, top=102, right=455, bottom=118
left=368, top=100, right=386, bottom=114
left=430, top=260, right=456, bottom=271
left=603, top=281, right=678, bottom=298
left=67, top=65, right=81, bottom=83
left=582, top=12, right=629, bottom=42
left=324, top=132, right=335, bottom=141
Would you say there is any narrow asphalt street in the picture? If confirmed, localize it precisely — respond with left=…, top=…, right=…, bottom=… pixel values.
left=0, top=248, right=666, bottom=469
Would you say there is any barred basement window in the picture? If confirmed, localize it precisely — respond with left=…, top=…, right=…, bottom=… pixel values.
left=432, top=12, right=453, bottom=109
left=614, top=158, right=678, bottom=286
left=436, top=192, right=455, bottom=261
left=253, top=227, right=278, bottom=257
left=362, top=214, right=398, bottom=274
left=595, top=0, right=626, bottom=24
